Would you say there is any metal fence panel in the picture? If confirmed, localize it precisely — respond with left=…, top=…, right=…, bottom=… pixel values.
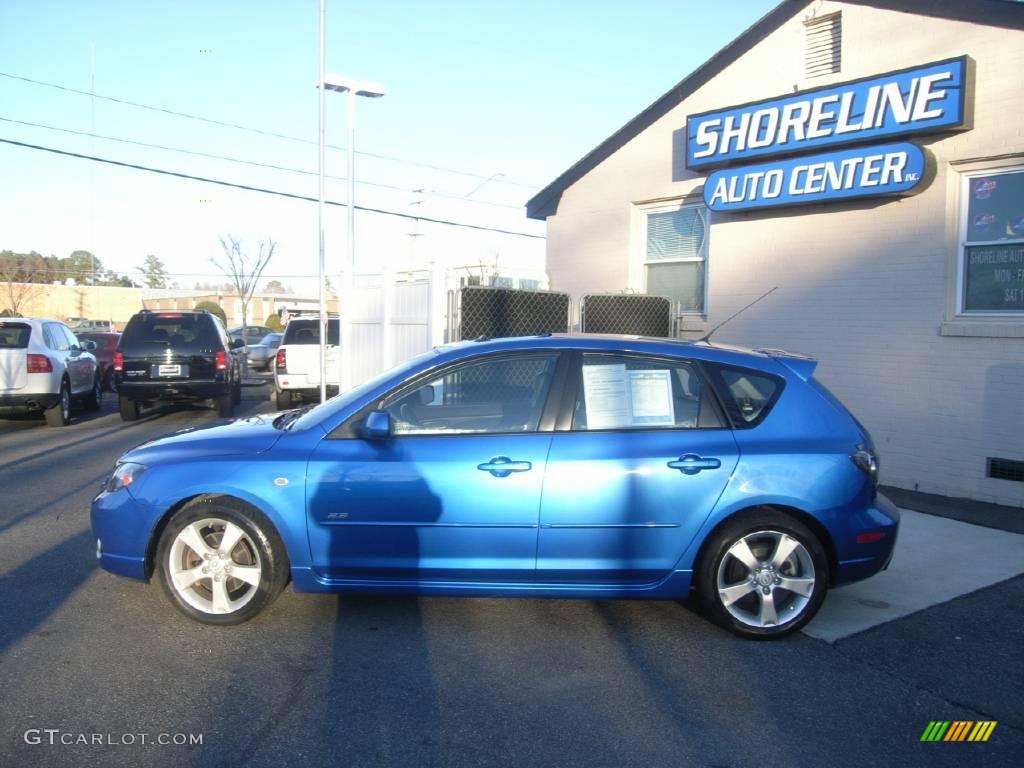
left=455, top=286, right=569, bottom=340
left=580, top=294, right=672, bottom=337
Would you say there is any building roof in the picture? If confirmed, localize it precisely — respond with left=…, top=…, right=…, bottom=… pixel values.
left=525, top=0, right=1024, bottom=220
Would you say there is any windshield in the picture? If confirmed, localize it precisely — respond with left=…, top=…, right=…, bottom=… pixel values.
left=283, top=319, right=339, bottom=345
left=291, top=347, right=440, bottom=431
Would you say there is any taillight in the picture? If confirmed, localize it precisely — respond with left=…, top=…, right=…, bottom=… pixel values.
left=27, top=354, right=53, bottom=373
left=276, top=348, right=286, bottom=370
left=215, top=350, right=228, bottom=371
left=113, top=351, right=124, bottom=372
left=850, top=446, right=879, bottom=487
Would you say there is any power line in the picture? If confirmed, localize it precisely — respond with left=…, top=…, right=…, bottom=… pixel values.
left=0, top=115, right=524, bottom=210
left=0, top=70, right=541, bottom=190
left=0, top=136, right=546, bottom=240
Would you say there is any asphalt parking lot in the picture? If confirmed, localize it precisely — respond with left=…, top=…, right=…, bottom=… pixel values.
left=0, top=378, right=1021, bottom=768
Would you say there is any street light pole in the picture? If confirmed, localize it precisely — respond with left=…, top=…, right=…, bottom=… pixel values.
left=323, top=74, right=384, bottom=394
left=316, top=0, right=327, bottom=405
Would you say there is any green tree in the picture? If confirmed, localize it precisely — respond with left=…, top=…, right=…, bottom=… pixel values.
left=138, top=254, right=168, bottom=288
left=63, top=250, right=102, bottom=284
left=263, top=279, right=291, bottom=294
left=194, top=300, right=226, bottom=324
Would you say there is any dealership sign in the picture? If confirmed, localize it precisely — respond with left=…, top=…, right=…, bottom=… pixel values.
left=705, top=142, right=925, bottom=212
left=687, top=57, right=970, bottom=212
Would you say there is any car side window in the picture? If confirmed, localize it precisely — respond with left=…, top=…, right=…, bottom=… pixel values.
left=61, top=325, right=80, bottom=350
left=704, top=364, right=783, bottom=427
left=44, top=323, right=70, bottom=351
left=572, top=353, right=722, bottom=431
left=381, top=354, right=558, bottom=436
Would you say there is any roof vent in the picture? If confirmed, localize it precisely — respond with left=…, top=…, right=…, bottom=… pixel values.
left=804, top=12, right=841, bottom=79
left=987, top=457, right=1024, bottom=483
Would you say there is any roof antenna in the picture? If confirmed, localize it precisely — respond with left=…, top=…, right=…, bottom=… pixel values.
left=698, top=286, right=778, bottom=343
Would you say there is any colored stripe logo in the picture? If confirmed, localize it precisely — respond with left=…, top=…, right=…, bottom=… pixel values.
left=921, top=721, right=997, bottom=742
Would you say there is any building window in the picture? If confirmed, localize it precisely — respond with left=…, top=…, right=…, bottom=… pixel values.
left=519, top=278, right=540, bottom=291
left=804, top=12, right=841, bottom=79
left=959, top=167, right=1024, bottom=314
left=490, top=275, right=514, bottom=289
left=644, top=204, right=708, bottom=314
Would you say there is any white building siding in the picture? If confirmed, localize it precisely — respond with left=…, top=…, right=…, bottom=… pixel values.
left=543, top=3, right=1024, bottom=506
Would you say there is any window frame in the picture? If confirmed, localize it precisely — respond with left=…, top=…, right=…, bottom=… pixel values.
left=640, top=200, right=710, bottom=318
left=331, top=350, right=571, bottom=439
left=956, top=163, right=1024, bottom=317
left=558, top=350, right=727, bottom=434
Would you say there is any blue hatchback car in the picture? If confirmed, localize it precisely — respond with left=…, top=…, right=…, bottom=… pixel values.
left=91, top=335, right=898, bottom=638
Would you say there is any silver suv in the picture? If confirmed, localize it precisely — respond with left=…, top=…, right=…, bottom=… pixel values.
left=272, top=315, right=339, bottom=409
left=0, top=317, right=101, bottom=426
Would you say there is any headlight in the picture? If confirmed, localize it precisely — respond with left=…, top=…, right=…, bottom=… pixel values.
left=105, top=462, right=147, bottom=493
left=850, top=446, right=879, bottom=487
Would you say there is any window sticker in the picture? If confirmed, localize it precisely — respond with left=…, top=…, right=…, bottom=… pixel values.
left=581, top=364, right=632, bottom=429
left=582, top=364, right=677, bottom=428
left=628, top=369, right=675, bottom=426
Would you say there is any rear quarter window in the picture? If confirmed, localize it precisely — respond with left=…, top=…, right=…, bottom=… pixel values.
left=704, top=363, right=784, bottom=428
left=0, top=322, right=31, bottom=348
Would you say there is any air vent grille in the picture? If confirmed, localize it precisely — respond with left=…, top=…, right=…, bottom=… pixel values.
left=987, top=457, right=1024, bottom=483
left=805, top=13, right=841, bottom=79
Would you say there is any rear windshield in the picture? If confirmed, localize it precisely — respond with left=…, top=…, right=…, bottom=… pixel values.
left=283, top=319, right=339, bottom=345
left=120, top=314, right=221, bottom=353
left=0, top=322, right=31, bottom=349
left=77, top=333, right=119, bottom=349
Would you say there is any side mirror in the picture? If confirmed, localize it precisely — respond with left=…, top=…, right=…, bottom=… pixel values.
left=230, top=338, right=245, bottom=350
left=362, top=410, right=392, bottom=440
left=82, top=340, right=97, bottom=351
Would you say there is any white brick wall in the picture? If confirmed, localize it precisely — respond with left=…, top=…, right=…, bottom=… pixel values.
left=544, top=2, right=1024, bottom=506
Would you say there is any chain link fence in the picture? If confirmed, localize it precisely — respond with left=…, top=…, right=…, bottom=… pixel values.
left=579, top=294, right=673, bottom=337
left=448, top=286, right=570, bottom=341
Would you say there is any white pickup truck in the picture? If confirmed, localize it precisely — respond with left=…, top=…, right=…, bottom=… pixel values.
left=272, top=315, right=339, bottom=409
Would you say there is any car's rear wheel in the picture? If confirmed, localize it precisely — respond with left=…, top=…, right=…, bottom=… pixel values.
left=232, top=379, right=242, bottom=405
left=157, top=500, right=288, bottom=625
left=44, top=379, right=71, bottom=427
left=118, top=394, right=141, bottom=422
left=216, top=393, right=234, bottom=418
left=84, top=373, right=102, bottom=411
left=275, top=389, right=292, bottom=410
left=696, top=511, right=828, bottom=639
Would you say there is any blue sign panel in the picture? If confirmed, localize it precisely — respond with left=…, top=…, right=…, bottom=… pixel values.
left=686, top=57, right=967, bottom=170
left=703, top=142, right=926, bottom=212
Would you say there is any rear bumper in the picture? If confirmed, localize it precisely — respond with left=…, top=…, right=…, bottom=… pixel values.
left=834, top=492, right=901, bottom=585
left=116, top=379, right=230, bottom=402
left=0, top=392, right=59, bottom=412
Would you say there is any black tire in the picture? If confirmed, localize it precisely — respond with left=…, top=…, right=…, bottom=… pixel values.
left=232, top=379, right=242, bottom=405
left=44, top=379, right=71, bottom=427
left=216, top=393, right=234, bottom=418
left=156, top=498, right=289, bottom=625
left=119, top=394, right=141, bottom=422
left=695, top=510, right=829, bottom=639
left=275, top=389, right=292, bottom=410
left=84, top=373, right=102, bottom=411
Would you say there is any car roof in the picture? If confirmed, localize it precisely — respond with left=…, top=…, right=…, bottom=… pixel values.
left=433, top=333, right=790, bottom=369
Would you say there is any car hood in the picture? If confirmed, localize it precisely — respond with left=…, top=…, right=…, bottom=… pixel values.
left=119, top=413, right=286, bottom=464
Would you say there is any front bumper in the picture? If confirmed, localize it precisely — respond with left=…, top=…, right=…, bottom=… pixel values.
left=91, top=486, right=160, bottom=581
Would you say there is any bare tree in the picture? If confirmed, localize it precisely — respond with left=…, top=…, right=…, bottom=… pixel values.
left=211, top=235, right=276, bottom=376
left=0, top=261, right=45, bottom=316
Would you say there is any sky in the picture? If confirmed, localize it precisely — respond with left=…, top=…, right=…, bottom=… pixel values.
left=0, top=0, right=778, bottom=295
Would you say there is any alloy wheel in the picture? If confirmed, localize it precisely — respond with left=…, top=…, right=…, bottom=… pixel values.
left=716, top=530, right=816, bottom=628
left=167, top=518, right=263, bottom=615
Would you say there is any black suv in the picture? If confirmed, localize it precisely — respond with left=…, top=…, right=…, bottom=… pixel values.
left=113, top=310, right=242, bottom=421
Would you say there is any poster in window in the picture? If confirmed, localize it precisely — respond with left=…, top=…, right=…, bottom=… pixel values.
left=628, top=370, right=675, bottom=426
left=581, top=364, right=631, bottom=429
left=966, top=172, right=1024, bottom=242
left=964, top=244, right=1024, bottom=311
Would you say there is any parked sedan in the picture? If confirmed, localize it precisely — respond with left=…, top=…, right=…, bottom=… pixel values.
left=246, top=332, right=282, bottom=372
left=0, top=317, right=101, bottom=426
left=76, top=331, right=121, bottom=391
left=228, top=325, right=274, bottom=348
left=91, top=334, right=898, bottom=638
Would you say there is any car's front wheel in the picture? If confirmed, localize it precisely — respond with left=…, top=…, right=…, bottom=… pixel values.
left=696, top=511, right=828, bottom=639
left=157, top=499, right=288, bottom=625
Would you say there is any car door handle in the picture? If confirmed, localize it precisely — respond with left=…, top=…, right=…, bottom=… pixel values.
left=667, top=454, right=722, bottom=475
left=477, top=456, right=532, bottom=478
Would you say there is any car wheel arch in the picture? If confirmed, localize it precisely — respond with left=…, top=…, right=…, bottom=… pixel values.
left=144, top=493, right=292, bottom=581
left=691, top=504, right=838, bottom=590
